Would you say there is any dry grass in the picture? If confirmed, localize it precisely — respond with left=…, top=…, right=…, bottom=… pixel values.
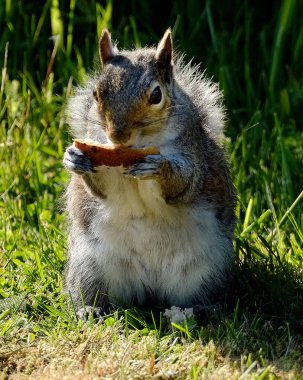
left=1, top=320, right=302, bottom=380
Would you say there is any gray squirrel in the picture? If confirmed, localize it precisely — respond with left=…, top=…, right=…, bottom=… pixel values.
left=63, top=29, right=236, bottom=316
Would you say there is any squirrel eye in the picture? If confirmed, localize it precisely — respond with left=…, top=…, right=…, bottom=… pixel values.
left=93, top=88, right=98, bottom=101
left=149, top=86, right=162, bottom=105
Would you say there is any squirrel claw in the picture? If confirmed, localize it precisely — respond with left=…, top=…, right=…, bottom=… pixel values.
left=63, top=146, right=94, bottom=173
left=143, top=154, right=164, bottom=164
left=124, top=154, right=164, bottom=179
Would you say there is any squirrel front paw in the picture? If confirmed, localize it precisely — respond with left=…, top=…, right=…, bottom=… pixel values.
left=63, top=146, right=94, bottom=173
left=123, top=154, right=166, bottom=179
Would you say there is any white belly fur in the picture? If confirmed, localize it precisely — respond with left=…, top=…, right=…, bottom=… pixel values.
left=76, top=167, right=231, bottom=307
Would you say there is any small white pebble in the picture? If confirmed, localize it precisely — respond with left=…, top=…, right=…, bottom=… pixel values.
left=164, top=306, right=194, bottom=324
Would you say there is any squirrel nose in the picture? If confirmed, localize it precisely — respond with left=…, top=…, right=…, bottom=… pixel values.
left=108, top=128, right=131, bottom=145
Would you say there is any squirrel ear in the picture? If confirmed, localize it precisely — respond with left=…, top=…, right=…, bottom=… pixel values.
left=99, top=29, right=115, bottom=65
left=156, top=29, right=173, bottom=81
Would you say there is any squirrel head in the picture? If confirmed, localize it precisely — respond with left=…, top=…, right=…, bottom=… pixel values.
left=93, top=29, right=174, bottom=146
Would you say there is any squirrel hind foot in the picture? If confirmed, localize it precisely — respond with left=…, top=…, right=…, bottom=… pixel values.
left=76, top=305, right=104, bottom=321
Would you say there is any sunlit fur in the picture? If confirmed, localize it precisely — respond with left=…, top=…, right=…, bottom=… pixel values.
left=63, top=30, right=236, bottom=312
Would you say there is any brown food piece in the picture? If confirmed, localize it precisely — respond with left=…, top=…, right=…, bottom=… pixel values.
left=74, top=139, right=159, bottom=167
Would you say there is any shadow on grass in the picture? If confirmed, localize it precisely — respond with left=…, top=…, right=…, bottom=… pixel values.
left=121, top=253, right=303, bottom=371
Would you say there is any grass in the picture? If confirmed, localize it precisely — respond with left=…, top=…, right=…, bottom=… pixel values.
left=0, top=0, right=303, bottom=378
